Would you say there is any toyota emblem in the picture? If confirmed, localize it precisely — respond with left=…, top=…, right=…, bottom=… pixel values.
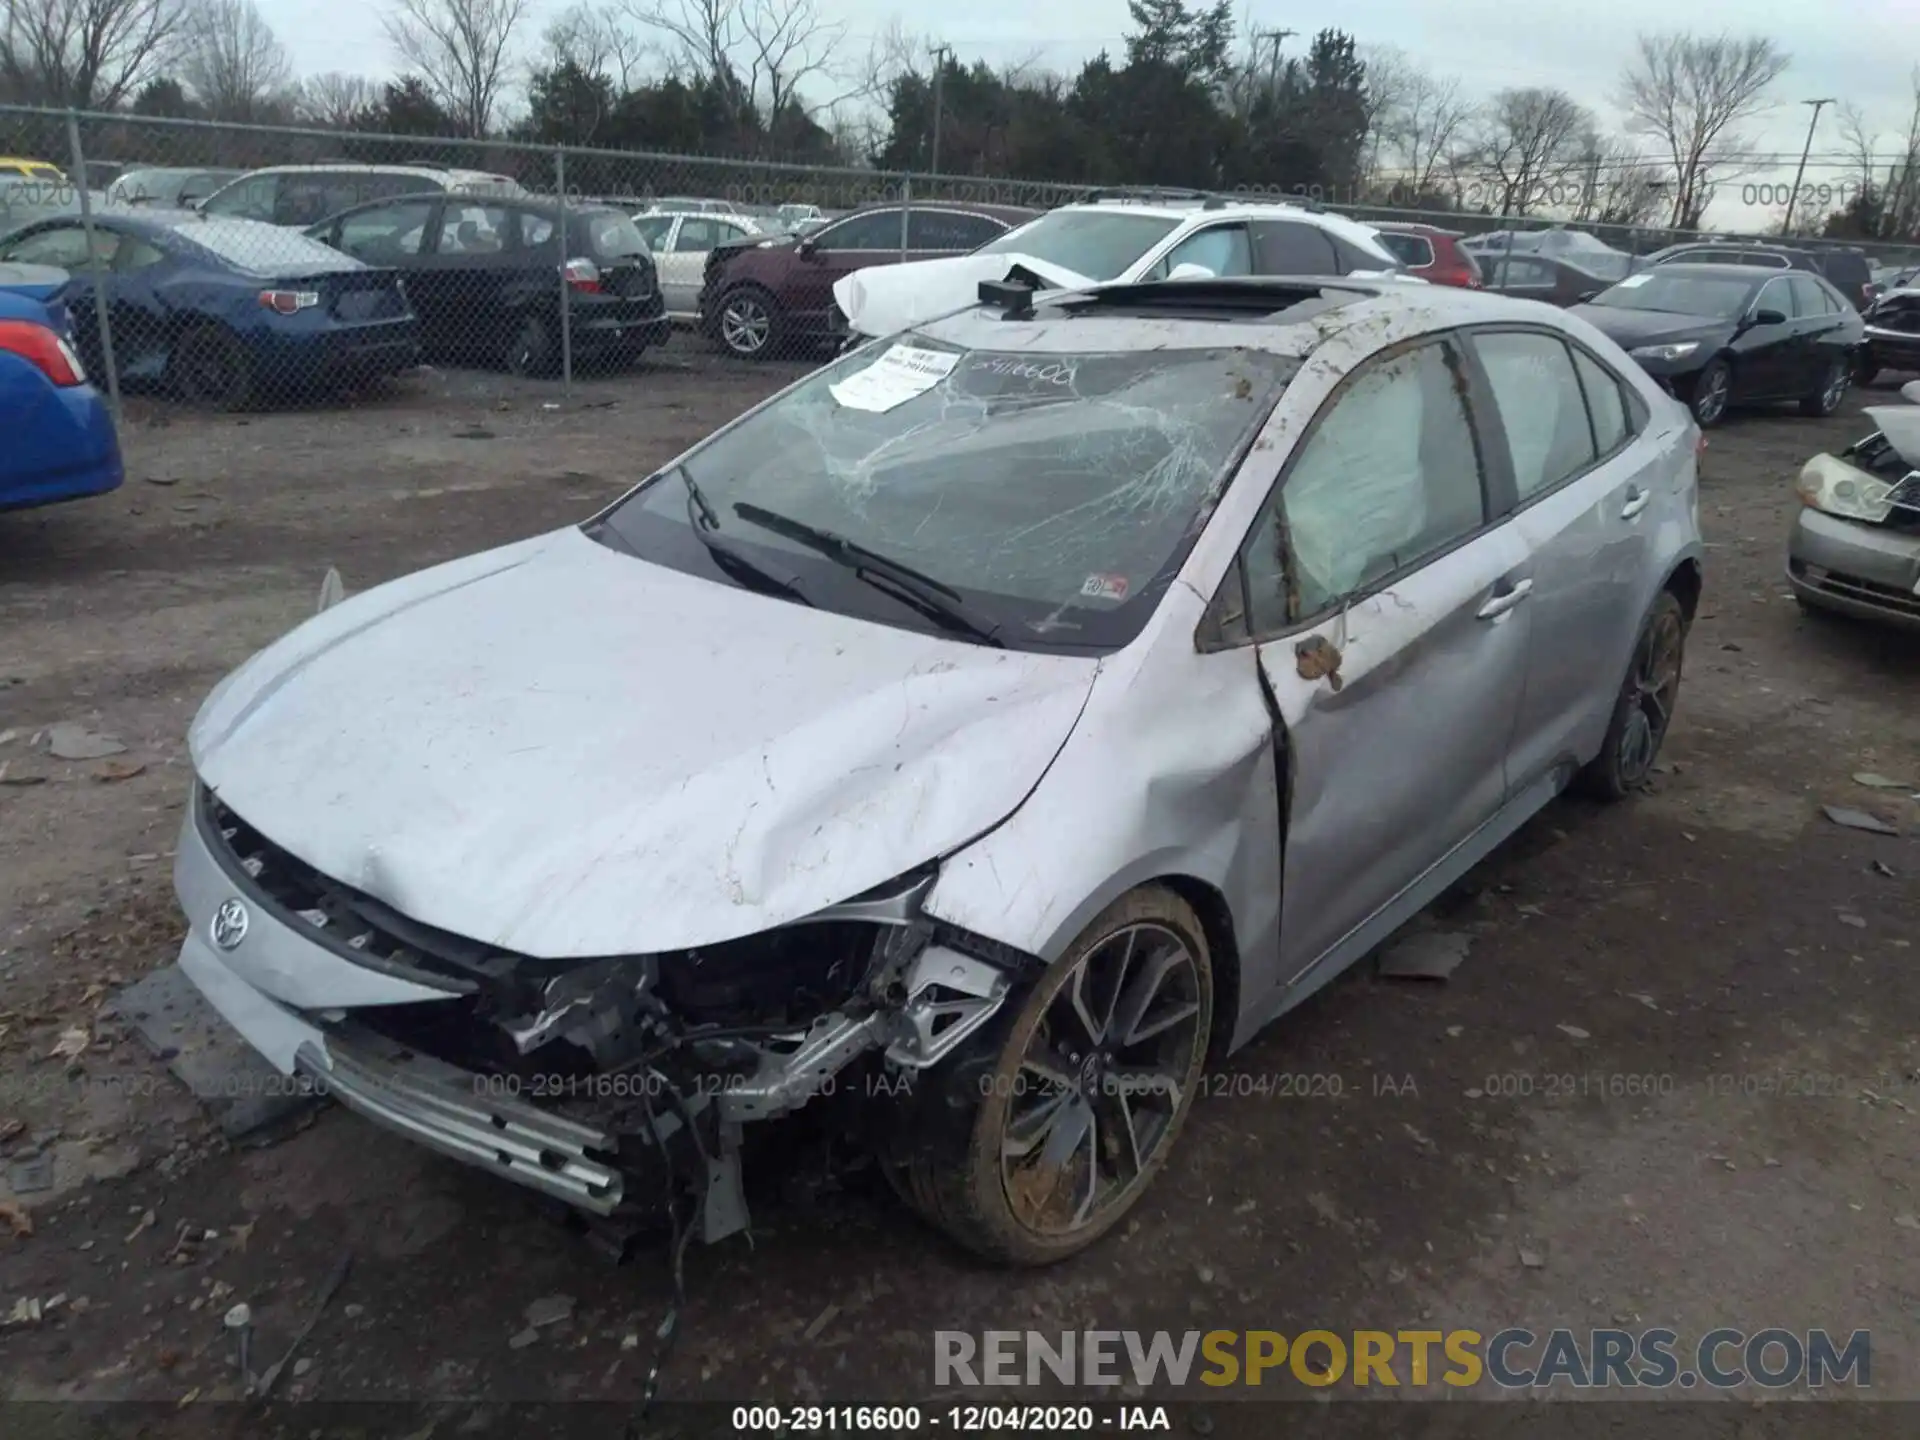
left=210, top=898, right=250, bottom=951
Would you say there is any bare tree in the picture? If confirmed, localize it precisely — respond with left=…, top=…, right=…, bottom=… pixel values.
left=1355, top=44, right=1413, bottom=191
left=382, top=0, right=531, bottom=136
left=1568, top=131, right=1667, bottom=227
left=1, top=0, right=187, bottom=108
left=1471, top=86, right=1592, bottom=216
left=178, top=0, right=287, bottom=120
left=540, top=1, right=646, bottom=89
left=1617, top=31, right=1790, bottom=228
left=621, top=0, right=851, bottom=127
left=296, top=70, right=376, bottom=127
left=1374, top=63, right=1472, bottom=200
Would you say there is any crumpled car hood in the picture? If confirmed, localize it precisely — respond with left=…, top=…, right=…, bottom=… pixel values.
left=1865, top=405, right=1920, bottom=470
left=835, top=253, right=1095, bottom=337
left=189, top=526, right=1099, bottom=958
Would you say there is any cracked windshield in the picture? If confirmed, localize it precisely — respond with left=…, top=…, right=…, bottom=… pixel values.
left=597, top=336, right=1297, bottom=646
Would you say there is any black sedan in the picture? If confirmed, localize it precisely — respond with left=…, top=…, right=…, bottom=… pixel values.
left=1571, top=263, right=1865, bottom=427
left=306, top=194, right=670, bottom=375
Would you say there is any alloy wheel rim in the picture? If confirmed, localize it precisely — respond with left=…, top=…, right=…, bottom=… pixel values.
left=722, top=299, right=769, bottom=353
left=1618, top=606, right=1683, bottom=783
left=1697, top=369, right=1728, bottom=424
left=1822, top=362, right=1847, bottom=410
left=997, top=921, right=1204, bottom=1238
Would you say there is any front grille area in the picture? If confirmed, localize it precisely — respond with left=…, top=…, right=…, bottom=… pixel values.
left=197, top=787, right=483, bottom=993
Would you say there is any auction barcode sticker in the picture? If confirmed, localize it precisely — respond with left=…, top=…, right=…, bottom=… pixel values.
left=829, top=345, right=959, bottom=413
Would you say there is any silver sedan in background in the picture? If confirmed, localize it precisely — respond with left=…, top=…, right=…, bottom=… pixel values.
left=171, top=273, right=1703, bottom=1266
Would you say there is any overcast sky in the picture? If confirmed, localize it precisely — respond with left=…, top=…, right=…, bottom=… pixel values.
left=259, top=0, right=1918, bottom=225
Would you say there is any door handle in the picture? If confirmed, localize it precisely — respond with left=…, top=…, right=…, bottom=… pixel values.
left=1477, top=577, right=1533, bottom=620
left=1620, top=487, right=1651, bottom=520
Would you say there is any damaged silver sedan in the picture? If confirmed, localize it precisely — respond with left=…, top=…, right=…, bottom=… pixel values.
left=173, top=273, right=1704, bottom=1265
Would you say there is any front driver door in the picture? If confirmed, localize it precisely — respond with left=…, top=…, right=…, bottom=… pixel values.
left=1240, top=336, right=1533, bottom=1012
left=1733, top=274, right=1796, bottom=398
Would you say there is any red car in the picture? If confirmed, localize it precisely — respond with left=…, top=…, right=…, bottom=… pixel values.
left=1371, top=222, right=1483, bottom=289
left=699, top=201, right=1035, bottom=358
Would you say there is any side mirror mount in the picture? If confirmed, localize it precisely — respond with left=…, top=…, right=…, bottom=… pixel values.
left=797, top=235, right=818, bottom=258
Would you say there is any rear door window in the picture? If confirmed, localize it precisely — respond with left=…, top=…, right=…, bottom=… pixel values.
left=435, top=204, right=514, bottom=255
left=336, top=200, right=435, bottom=262
left=1569, top=347, right=1635, bottom=455
left=1148, top=223, right=1253, bottom=279
left=811, top=209, right=903, bottom=250
left=907, top=209, right=1005, bottom=250
left=1251, top=220, right=1339, bottom=275
left=1471, top=330, right=1598, bottom=501
left=1786, top=275, right=1827, bottom=317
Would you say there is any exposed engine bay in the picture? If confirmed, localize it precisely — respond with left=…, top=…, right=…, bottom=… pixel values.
left=200, top=787, right=1018, bottom=1244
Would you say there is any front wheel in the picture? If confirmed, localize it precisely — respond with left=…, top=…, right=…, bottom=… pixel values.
left=1577, top=591, right=1687, bottom=801
left=1689, top=359, right=1732, bottom=428
left=715, top=285, right=782, bottom=359
left=1801, top=355, right=1850, bottom=416
left=503, top=314, right=554, bottom=377
left=888, top=887, right=1214, bottom=1265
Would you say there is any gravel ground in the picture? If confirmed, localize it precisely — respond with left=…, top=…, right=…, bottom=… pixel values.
left=2, top=338, right=1919, bottom=1428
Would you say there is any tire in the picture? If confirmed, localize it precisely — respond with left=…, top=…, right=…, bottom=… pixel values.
left=1689, top=359, right=1732, bottom=428
left=1800, top=355, right=1850, bottom=417
left=888, top=886, right=1214, bottom=1266
left=715, top=284, right=782, bottom=359
left=169, top=324, right=252, bottom=410
left=1576, top=591, right=1687, bottom=801
left=503, top=314, right=554, bottom=377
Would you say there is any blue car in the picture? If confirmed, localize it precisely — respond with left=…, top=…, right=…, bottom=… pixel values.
left=0, top=288, right=122, bottom=512
left=0, top=209, right=419, bottom=408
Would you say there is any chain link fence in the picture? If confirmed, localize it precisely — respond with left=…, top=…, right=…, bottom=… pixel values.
left=3, top=103, right=1918, bottom=415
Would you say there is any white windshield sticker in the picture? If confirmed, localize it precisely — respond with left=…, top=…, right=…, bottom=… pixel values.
left=829, top=345, right=959, bottom=413
left=1615, top=273, right=1652, bottom=287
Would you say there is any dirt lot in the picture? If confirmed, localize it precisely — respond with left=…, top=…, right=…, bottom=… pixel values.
left=2, top=336, right=1919, bottom=1428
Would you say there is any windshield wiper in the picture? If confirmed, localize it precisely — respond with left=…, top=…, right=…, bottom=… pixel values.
left=730, top=501, right=1004, bottom=647
left=674, top=468, right=812, bottom=607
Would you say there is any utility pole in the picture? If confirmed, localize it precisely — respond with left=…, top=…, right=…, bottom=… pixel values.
left=1249, top=27, right=1295, bottom=92
left=929, top=44, right=953, bottom=177
left=1781, top=97, right=1835, bottom=235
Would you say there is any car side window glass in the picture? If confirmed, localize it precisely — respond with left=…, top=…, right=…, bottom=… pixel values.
left=631, top=215, right=674, bottom=250
left=1473, top=331, right=1597, bottom=500
left=1242, top=340, right=1487, bottom=630
left=674, top=218, right=719, bottom=252
left=4, top=225, right=91, bottom=268
left=338, top=200, right=435, bottom=261
left=207, top=173, right=277, bottom=220
left=812, top=210, right=899, bottom=250
left=519, top=211, right=555, bottom=246
left=1788, top=275, right=1827, bottom=317
left=1148, top=223, right=1252, bottom=279
left=1569, top=347, right=1633, bottom=454
left=1754, top=277, right=1792, bottom=318
left=273, top=176, right=345, bottom=227
left=1252, top=220, right=1337, bottom=275
left=906, top=210, right=1001, bottom=250
left=116, top=237, right=166, bottom=272
left=437, top=204, right=512, bottom=255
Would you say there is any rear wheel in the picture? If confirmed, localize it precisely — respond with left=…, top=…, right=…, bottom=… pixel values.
left=1689, top=359, right=1732, bottom=428
left=170, top=324, right=252, bottom=410
left=1801, top=355, right=1849, bottom=416
left=1577, top=591, right=1687, bottom=801
left=503, top=314, right=554, bottom=377
left=888, top=887, right=1213, bottom=1265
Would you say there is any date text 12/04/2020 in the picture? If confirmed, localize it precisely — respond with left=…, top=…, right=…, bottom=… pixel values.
left=732, top=1406, right=1173, bottom=1432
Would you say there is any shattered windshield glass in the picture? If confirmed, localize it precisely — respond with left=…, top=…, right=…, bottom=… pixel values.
left=593, top=335, right=1297, bottom=651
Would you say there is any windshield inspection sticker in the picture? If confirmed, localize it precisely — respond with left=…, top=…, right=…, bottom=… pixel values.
left=1080, top=573, right=1131, bottom=603
left=829, top=344, right=959, bottom=413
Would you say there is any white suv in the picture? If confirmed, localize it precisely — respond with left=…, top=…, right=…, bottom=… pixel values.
left=838, top=189, right=1409, bottom=336
left=198, top=163, right=524, bottom=228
